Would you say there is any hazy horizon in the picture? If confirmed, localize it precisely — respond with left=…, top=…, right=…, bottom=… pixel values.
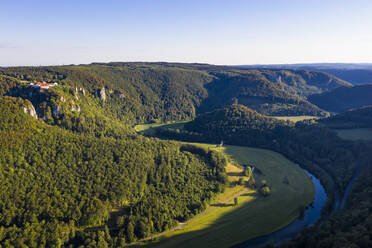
left=1, top=0, right=372, bottom=66
left=2, top=61, right=372, bottom=68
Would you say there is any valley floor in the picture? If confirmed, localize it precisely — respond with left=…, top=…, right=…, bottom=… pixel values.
left=272, top=115, right=319, bottom=123
left=134, top=144, right=314, bottom=248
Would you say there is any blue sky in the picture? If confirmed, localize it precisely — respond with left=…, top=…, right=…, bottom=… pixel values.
left=1, top=0, right=372, bottom=66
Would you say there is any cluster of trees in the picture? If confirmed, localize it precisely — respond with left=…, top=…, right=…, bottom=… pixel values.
left=259, top=179, right=271, bottom=196
left=0, top=96, right=227, bottom=247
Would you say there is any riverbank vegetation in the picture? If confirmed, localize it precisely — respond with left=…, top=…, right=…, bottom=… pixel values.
left=281, top=142, right=372, bottom=248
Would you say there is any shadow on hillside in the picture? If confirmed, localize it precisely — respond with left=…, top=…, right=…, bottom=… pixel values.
left=210, top=203, right=235, bottom=207
left=195, top=76, right=274, bottom=116
left=241, top=192, right=258, bottom=197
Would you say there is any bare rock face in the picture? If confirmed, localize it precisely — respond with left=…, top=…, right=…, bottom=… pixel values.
left=99, top=87, right=106, bottom=102
left=23, top=104, right=38, bottom=119
left=69, top=100, right=80, bottom=112
left=74, top=87, right=79, bottom=100
left=80, top=88, right=86, bottom=96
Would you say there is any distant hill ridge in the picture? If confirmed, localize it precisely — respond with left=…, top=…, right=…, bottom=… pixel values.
left=238, top=63, right=372, bottom=85
left=308, top=84, right=372, bottom=113
left=0, top=62, right=352, bottom=131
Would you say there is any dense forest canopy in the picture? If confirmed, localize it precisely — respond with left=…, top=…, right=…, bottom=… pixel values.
left=0, top=96, right=227, bottom=247
left=320, top=106, right=372, bottom=129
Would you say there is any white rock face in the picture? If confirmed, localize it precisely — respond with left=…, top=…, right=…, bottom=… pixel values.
left=80, top=88, right=86, bottom=96
left=74, top=87, right=79, bottom=100
left=70, top=104, right=80, bottom=112
left=23, top=104, right=38, bottom=119
left=99, top=87, right=106, bottom=102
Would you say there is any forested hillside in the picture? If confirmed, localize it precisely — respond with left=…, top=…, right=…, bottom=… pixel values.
left=320, top=106, right=372, bottom=129
left=185, top=104, right=290, bottom=145
left=0, top=96, right=227, bottom=247
left=308, top=84, right=372, bottom=113
left=258, top=69, right=351, bottom=96
left=0, top=62, right=347, bottom=123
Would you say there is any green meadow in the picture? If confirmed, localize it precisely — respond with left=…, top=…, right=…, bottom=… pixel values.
left=273, top=115, right=319, bottom=123
left=134, top=121, right=189, bottom=134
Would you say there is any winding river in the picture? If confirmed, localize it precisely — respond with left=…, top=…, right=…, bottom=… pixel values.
left=232, top=168, right=327, bottom=248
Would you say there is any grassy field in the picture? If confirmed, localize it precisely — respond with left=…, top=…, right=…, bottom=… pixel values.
left=134, top=121, right=189, bottom=135
left=334, top=128, right=372, bottom=141
left=140, top=144, right=314, bottom=248
left=273, top=115, right=319, bottom=123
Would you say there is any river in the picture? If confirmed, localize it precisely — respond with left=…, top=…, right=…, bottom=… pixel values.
left=232, top=168, right=327, bottom=248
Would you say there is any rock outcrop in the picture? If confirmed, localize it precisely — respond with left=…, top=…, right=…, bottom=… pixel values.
left=80, top=88, right=86, bottom=96
left=99, top=87, right=106, bottom=102
left=23, top=103, right=38, bottom=119
left=74, top=87, right=79, bottom=100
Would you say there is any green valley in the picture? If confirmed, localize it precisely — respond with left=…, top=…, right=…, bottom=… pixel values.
left=1, top=62, right=372, bottom=248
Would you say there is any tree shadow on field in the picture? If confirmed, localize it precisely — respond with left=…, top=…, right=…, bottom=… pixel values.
left=227, top=172, right=243, bottom=177
left=241, top=192, right=259, bottom=197
left=210, top=203, right=235, bottom=207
